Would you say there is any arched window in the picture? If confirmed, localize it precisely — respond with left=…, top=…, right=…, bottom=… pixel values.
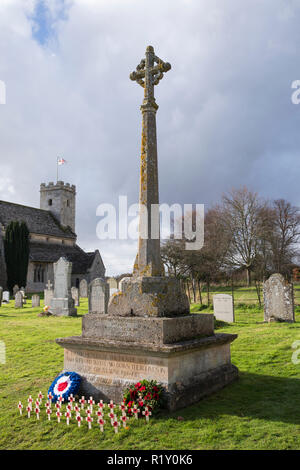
left=48, top=199, right=52, bottom=206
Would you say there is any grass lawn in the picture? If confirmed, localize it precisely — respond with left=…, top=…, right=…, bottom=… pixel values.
left=1, top=296, right=300, bottom=450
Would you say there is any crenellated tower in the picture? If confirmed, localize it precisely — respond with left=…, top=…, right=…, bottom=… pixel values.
left=40, top=181, right=76, bottom=233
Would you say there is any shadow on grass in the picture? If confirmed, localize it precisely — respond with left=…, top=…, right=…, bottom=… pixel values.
left=155, top=371, right=300, bottom=426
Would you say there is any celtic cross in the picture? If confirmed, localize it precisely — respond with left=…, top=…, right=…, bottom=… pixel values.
left=130, top=45, right=171, bottom=108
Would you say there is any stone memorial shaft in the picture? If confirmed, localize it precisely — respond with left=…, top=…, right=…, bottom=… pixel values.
left=130, top=45, right=171, bottom=277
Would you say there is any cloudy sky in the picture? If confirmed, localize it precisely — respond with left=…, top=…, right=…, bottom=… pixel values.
left=1, top=0, right=300, bottom=275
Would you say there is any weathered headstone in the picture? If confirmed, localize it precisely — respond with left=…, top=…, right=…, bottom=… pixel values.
left=13, top=285, right=19, bottom=296
left=44, top=280, right=54, bottom=307
left=79, top=279, right=88, bottom=298
left=88, top=278, right=109, bottom=314
left=32, top=294, right=40, bottom=308
left=263, top=273, right=294, bottom=322
left=15, top=291, right=23, bottom=308
left=20, top=287, right=27, bottom=304
left=50, top=258, right=77, bottom=316
left=0, top=287, right=3, bottom=307
left=71, top=287, right=80, bottom=307
left=213, top=294, right=235, bottom=323
left=2, top=291, right=9, bottom=303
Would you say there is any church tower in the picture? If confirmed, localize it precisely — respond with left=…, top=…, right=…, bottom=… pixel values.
left=40, top=181, right=76, bottom=233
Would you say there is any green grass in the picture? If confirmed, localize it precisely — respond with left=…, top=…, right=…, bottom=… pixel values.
left=1, top=298, right=300, bottom=449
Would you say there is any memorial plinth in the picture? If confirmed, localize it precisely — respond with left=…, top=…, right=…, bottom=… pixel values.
left=56, top=319, right=238, bottom=410
left=56, top=46, right=238, bottom=410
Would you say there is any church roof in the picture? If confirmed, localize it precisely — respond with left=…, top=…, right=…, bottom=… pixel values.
left=29, top=242, right=96, bottom=274
left=0, top=200, right=76, bottom=239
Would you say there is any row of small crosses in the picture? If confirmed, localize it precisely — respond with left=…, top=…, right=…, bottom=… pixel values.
left=18, top=393, right=151, bottom=433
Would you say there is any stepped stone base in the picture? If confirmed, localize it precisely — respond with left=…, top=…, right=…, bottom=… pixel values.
left=56, top=324, right=238, bottom=410
left=108, top=276, right=190, bottom=317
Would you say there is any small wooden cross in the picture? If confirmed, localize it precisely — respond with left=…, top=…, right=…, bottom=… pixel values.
left=98, top=400, right=105, bottom=410
left=86, top=415, right=93, bottom=430
left=121, top=414, right=128, bottom=428
left=56, top=410, right=62, bottom=423
left=112, top=420, right=120, bottom=434
left=26, top=406, right=31, bottom=418
left=76, top=414, right=82, bottom=427
left=17, top=401, right=23, bottom=415
left=28, top=395, right=33, bottom=405
left=58, top=395, right=64, bottom=404
left=38, top=391, right=44, bottom=402
left=108, top=400, right=115, bottom=411
left=46, top=408, right=52, bottom=420
left=47, top=392, right=53, bottom=404
left=88, top=397, right=95, bottom=408
left=119, top=403, right=126, bottom=413
left=65, top=411, right=71, bottom=425
left=45, top=401, right=50, bottom=409
left=132, top=406, right=140, bottom=419
left=74, top=404, right=80, bottom=415
left=35, top=407, right=40, bottom=420
left=98, top=417, right=105, bottom=432
left=142, top=406, right=152, bottom=422
left=108, top=412, right=115, bottom=424
left=79, top=396, right=86, bottom=409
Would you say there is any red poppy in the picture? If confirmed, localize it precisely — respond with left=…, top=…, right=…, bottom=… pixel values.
left=135, top=382, right=141, bottom=389
left=153, top=386, right=159, bottom=392
left=139, top=386, right=146, bottom=392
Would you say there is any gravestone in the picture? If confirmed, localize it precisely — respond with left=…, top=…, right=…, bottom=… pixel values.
left=20, top=287, right=27, bottom=304
left=50, top=258, right=77, bottom=316
left=263, top=273, right=295, bottom=322
left=44, top=280, right=54, bottom=307
left=32, top=294, right=40, bottom=308
left=2, top=291, right=9, bottom=303
left=15, top=291, right=23, bottom=308
left=88, top=278, right=109, bottom=314
left=0, top=287, right=2, bottom=307
left=71, top=287, right=80, bottom=307
left=13, top=285, right=19, bottom=296
left=79, top=279, right=88, bottom=298
left=213, top=294, right=235, bottom=323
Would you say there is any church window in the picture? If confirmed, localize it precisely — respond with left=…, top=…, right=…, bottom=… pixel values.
left=66, top=200, right=70, bottom=207
left=48, top=199, right=52, bottom=206
left=34, top=264, right=45, bottom=283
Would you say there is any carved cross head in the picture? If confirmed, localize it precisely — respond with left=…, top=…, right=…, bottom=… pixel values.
left=129, top=46, right=171, bottom=92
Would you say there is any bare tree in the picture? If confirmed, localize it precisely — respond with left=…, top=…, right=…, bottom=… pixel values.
left=268, top=199, right=300, bottom=276
left=221, top=187, right=268, bottom=286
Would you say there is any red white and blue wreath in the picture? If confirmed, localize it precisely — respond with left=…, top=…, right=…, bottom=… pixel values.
left=48, top=372, right=81, bottom=403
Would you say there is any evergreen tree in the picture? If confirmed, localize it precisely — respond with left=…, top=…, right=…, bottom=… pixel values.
left=4, top=221, right=30, bottom=292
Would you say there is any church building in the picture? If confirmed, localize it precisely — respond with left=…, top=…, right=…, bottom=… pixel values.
left=0, top=181, right=105, bottom=292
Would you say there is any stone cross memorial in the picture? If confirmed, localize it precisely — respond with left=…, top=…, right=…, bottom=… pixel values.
left=88, top=278, right=109, bottom=314
left=213, top=294, right=235, bottom=323
left=50, top=257, right=77, bottom=316
left=56, top=46, right=238, bottom=410
left=44, top=280, right=54, bottom=307
left=79, top=279, right=88, bottom=298
left=263, top=273, right=295, bottom=322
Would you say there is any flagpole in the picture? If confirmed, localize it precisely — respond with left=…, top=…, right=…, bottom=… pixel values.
left=56, top=157, right=58, bottom=183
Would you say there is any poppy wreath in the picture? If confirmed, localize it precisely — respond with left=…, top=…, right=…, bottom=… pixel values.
left=48, top=372, right=81, bottom=403
left=123, top=379, right=164, bottom=417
